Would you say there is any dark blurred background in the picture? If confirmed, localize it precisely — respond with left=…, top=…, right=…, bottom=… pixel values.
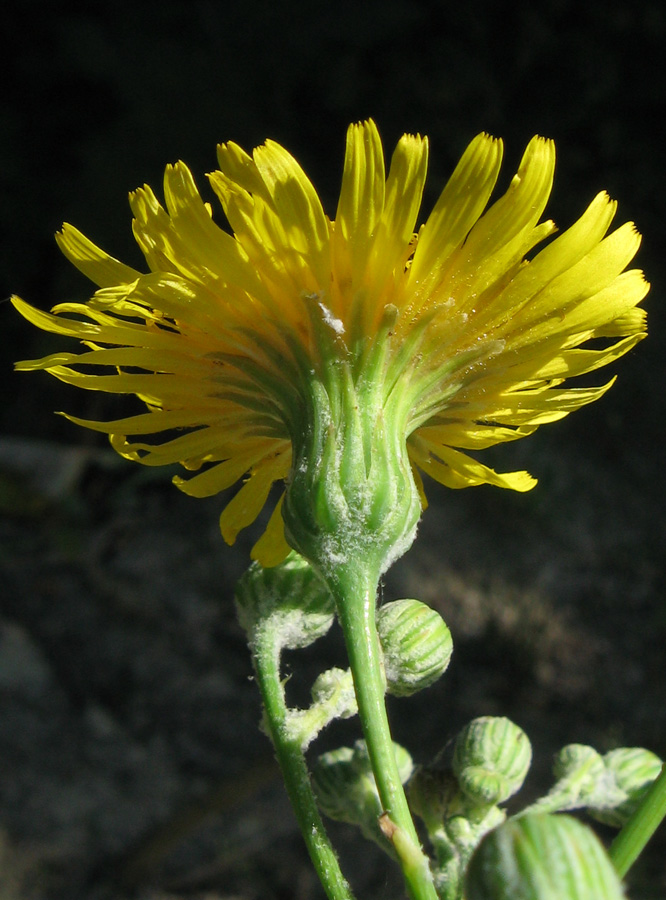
left=1, top=1, right=665, bottom=899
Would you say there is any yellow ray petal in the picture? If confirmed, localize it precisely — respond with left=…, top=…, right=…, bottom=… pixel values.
left=528, top=332, right=646, bottom=380
left=335, top=120, right=386, bottom=267
left=61, top=408, right=223, bottom=435
left=253, top=139, right=330, bottom=267
left=496, top=192, right=618, bottom=316
left=56, top=224, right=142, bottom=287
left=464, top=136, right=555, bottom=261
left=468, top=378, right=617, bottom=426
left=511, top=269, right=648, bottom=349
left=219, top=450, right=291, bottom=545
left=251, top=493, right=291, bottom=567
left=174, top=443, right=283, bottom=496
left=410, top=439, right=536, bottom=491
left=162, top=162, right=264, bottom=297
left=364, top=132, right=429, bottom=306
left=409, top=133, right=503, bottom=287
left=417, top=422, right=538, bottom=450
left=216, top=139, right=273, bottom=204
left=107, top=427, right=229, bottom=467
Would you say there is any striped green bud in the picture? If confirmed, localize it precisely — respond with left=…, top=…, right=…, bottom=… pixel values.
left=312, top=740, right=413, bottom=846
left=408, top=764, right=463, bottom=826
left=377, top=598, right=452, bottom=697
left=553, top=744, right=609, bottom=806
left=465, top=814, right=627, bottom=900
left=453, top=717, right=532, bottom=806
left=312, top=745, right=362, bottom=824
left=235, top=551, right=335, bottom=649
left=590, top=747, right=663, bottom=827
left=553, top=744, right=604, bottom=782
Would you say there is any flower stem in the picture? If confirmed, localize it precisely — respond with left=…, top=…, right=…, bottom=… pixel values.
left=609, top=762, right=666, bottom=878
left=332, top=562, right=438, bottom=900
left=251, top=619, right=356, bottom=900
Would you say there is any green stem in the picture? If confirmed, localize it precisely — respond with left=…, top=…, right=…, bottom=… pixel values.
left=609, top=762, right=666, bottom=878
left=332, top=562, right=438, bottom=900
left=251, top=620, right=356, bottom=900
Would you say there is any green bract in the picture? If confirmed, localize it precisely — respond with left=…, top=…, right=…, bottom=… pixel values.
left=282, top=342, right=423, bottom=588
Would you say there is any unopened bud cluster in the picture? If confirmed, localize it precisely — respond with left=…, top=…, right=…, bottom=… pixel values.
left=521, top=742, right=663, bottom=824
left=408, top=717, right=532, bottom=900
left=234, top=550, right=662, bottom=900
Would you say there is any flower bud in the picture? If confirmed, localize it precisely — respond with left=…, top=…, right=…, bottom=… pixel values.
left=590, top=747, right=663, bottom=827
left=377, top=598, right=452, bottom=697
left=282, top=363, right=422, bottom=584
left=553, top=743, right=605, bottom=782
left=235, top=551, right=335, bottom=648
left=310, top=667, right=357, bottom=720
left=408, top=764, right=462, bottom=825
left=351, top=737, right=414, bottom=785
left=453, top=717, right=532, bottom=806
left=312, top=746, right=362, bottom=824
left=520, top=743, right=633, bottom=817
left=312, top=740, right=413, bottom=843
left=465, top=814, right=627, bottom=900
left=553, top=744, right=610, bottom=805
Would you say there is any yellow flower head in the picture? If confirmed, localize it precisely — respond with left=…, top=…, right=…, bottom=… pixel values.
left=13, top=121, right=648, bottom=567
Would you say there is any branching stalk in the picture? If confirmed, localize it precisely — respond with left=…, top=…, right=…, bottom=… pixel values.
left=251, top=619, right=356, bottom=900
